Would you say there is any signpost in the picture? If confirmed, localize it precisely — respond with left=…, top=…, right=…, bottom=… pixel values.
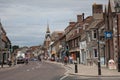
left=104, top=31, right=112, bottom=39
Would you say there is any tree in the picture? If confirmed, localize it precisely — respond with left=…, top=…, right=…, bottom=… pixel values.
left=12, top=45, right=19, bottom=52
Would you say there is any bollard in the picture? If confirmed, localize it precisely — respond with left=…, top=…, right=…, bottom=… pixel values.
left=118, top=57, right=120, bottom=72
left=74, top=61, right=78, bottom=73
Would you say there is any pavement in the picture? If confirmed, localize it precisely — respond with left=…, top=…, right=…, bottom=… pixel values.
left=47, top=61, right=120, bottom=77
left=65, top=63, right=120, bottom=77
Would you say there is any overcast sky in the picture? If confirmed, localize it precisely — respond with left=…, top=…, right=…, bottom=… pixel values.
left=0, top=0, right=108, bottom=47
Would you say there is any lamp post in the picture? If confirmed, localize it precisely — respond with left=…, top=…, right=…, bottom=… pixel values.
left=96, top=28, right=101, bottom=75
left=90, top=28, right=101, bottom=75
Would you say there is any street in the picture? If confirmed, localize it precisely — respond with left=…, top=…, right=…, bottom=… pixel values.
left=0, top=61, right=65, bottom=80
left=1, top=61, right=120, bottom=80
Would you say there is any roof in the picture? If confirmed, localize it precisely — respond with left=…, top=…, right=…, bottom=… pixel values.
left=108, top=0, right=120, bottom=12
left=0, top=22, right=6, bottom=34
left=86, top=19, right=102, bottom=31
left=2, top=35, right=7, bottom=42
left=66, top=16, right=93, bottom=41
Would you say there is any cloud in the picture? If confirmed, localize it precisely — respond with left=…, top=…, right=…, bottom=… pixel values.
left=0, top=0, right=108, bottom=47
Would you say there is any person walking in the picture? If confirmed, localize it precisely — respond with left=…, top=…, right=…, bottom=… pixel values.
left=25, top=57, right=29, bottom=65
left=64, top=56, right=68, bottom=65
left=7, top=59, right=12, bottom=67
left=69, top=56, right=73, bottom=64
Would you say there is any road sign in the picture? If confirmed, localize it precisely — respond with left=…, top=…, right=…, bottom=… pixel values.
left=104, top=31, right=112, bottom=39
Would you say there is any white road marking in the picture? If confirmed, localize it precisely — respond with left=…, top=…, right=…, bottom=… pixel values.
left=60, top=65, right=70, bottom=80
left=60, top=74, right=69, bottom=80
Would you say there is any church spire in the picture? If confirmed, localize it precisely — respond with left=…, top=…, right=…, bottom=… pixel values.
left=104, top=5, right=107, bottom=15
left=46, top=23, right=50, bottom=33
left=108, top=0, right=111, bottom=13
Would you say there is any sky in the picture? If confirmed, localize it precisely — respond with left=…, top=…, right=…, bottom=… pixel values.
left=0, top=0, right=108, bottom=47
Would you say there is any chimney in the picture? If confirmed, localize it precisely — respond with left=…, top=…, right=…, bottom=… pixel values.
left=82, top=13, right=84, bottom=22
left=77, top=13, right=84, bottom=22
left=77, top=15, right=82, bottom=22
left=92, top=3, right=103, bottom=19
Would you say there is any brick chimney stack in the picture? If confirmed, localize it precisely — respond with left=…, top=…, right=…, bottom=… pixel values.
left=92, top=3, right=103, bottom=19
left=77, top=13, right=84, bottom=22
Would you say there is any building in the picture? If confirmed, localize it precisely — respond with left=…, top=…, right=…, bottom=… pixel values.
left=43, top=24, right=51, bottom=57
left=85, top=3, right=104, bottom=65
left=0, top=22, right=11, bottom=65
left=49, top=31, right=64, bottom=60
left=104, top=0, right=120, bottom=70
left=79, top=16, right=93, bottom=65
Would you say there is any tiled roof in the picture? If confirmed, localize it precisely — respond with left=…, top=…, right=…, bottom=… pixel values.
left=0, top=23, right=6, bottom=34
left=67, top=32, right=80, bottom=41
left=66, top=16, right=93, bottom=41
left=2, top=35, right=7, bottom=42
left=84, top=16, right=93, bottom=23
left=65, top=22, right=76, bottom=32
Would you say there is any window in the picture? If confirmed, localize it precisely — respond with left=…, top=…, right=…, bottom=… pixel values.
left=77, top=28, right=79, bottom=33
left=92, top=30, right=97, bottom=40
left=94, top=49, right=98, bottom=57
left=87, top=32, right=91, bottom=42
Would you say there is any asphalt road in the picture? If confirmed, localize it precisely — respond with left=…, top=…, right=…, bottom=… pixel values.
left=1, top=61, right=120, bottom=80
left=0, top=61, right=66, bottom=80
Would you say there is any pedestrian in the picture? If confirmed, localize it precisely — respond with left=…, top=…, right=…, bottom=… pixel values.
left=38, top=56, right=42, bottom=62
left=39, top=57, right=42, bottom=62
left=8, top=59, right=12, bottom=67
left=69, top=56, right=73, bottom=64
left=25, top=57, right=29, bottom=65
left=64, top=56, right=68, bottom=65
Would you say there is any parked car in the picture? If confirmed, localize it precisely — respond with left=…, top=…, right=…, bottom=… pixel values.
left=17, top=56, right=25, bottom=64
left=51, top=57, right=55, bottom=61
left=29, top=58, right=38, bottom=61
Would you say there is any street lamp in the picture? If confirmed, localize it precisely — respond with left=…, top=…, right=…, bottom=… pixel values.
left=96, top=28, right=101, bottom=75
left=90, top=28, right=101, bottom=75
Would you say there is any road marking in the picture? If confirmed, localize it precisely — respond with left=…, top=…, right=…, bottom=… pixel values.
left=60, top=74, right=68, bottom=80
left=60, top=65, right=71, bottom=80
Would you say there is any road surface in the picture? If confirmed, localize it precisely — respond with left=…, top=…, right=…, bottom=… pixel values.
left=0, top=61, right=65, bottom=80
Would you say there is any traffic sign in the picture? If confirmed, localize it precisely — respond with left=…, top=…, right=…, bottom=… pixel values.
left=104, top=31, right=112, bottom=39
